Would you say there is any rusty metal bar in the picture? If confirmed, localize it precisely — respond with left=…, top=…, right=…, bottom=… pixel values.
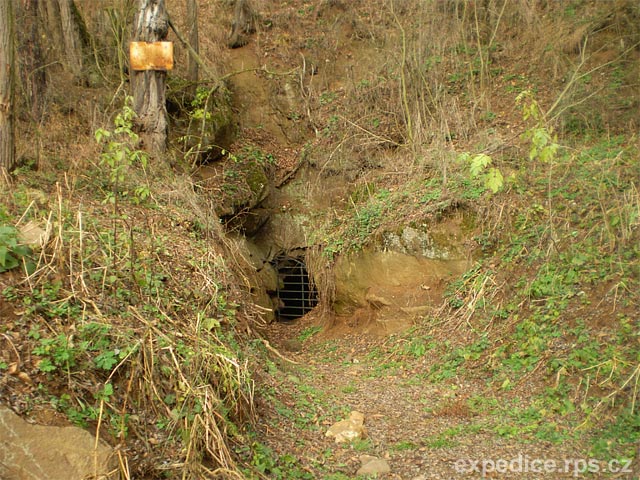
left=274, top=255, right=318, bottom=320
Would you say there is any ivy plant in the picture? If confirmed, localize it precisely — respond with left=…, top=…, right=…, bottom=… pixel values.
left=458, top=152, right=504, bottom=194
left=95, top=96, right=150, bottom=204
left=0, top=225, right=32, bottom=273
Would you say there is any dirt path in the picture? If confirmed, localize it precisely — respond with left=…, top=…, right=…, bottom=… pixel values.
left=259, top=315, right=606, bottom=480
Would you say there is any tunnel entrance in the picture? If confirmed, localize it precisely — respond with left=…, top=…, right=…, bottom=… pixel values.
left=273, top=254, right=318, bottom=321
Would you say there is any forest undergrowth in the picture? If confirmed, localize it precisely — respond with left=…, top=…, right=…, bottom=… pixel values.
left=1, top=1, right=639, bottom=479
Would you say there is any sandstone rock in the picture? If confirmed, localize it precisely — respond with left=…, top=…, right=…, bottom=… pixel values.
left=282, top=339, right=303, bottom=352
left=333, top=250, right=470, bottom=314
left=365, top=291, right=392, bottom=309
left=357, top=455, right=391, bottom=476
left=325, top=410, right=366, bottom=443
left=0, top=406, right=114, bottom=480
left=213, top=157, right=272, bottom=218
left=18, top=221, right=49, bottom=249
left=381, top=225, right=466, bottom=260
left=399, top=305, right=431, bottom=316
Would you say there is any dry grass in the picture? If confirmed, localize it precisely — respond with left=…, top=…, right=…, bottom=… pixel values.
left=2, top=143, right=259, bottom=478
left=294, top=0, right=639, bottom=183
left=3, top=1, right=640, bottom=477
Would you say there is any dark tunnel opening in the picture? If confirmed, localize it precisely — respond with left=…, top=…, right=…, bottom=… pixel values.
left=273, top=255, right=318, bottom=321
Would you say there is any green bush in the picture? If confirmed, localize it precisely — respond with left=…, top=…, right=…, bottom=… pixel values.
left=0, top=225, right=32, bottom=273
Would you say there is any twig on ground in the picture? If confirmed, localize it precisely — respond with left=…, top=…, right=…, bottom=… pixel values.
left=262, top=339, right=299, bottom=364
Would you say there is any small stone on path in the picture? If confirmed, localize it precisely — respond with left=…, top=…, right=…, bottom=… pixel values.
left=356, top=455, right=391, bottom=476
left=325, top=410, right=366, bottom=443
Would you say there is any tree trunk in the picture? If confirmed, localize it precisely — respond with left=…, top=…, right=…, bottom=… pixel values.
left=38, top=0, right=88, bottom=82
left=59, top=0, right=88, bottom=79
left=17, top=0, right=47, bottom=121
left=132, top=0, right=168, bottom=153
left=186, top=0, right=199, bottom=98
left=38, top=0, right=64, bottom=63
left=228, top=0, right=256, bottom=49
left=0, top=0, right=16, bottom=176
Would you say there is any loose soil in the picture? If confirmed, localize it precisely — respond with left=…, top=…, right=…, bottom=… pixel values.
left=260, top=314, right=592, bottom=479
left=217, top=2, right=639, bottom=478
left=2, top=2, right=638, bottom=479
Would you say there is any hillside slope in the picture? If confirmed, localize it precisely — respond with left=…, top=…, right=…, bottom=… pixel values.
left=1, top=1, right=639, bottom=479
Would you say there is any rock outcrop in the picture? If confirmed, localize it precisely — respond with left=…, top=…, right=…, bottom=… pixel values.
left=0, top=406, right=114, bottom=480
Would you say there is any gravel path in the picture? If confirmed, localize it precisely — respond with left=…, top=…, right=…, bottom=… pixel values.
left=257, top=316, right=601, bottom=480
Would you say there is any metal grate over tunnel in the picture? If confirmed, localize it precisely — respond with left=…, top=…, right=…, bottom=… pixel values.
left=274, top=255, right=318, bottom=321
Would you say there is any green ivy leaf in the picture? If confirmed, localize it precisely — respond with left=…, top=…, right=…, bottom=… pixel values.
left=94, top=128, right=111, bottom=143
left=95, top=383, right=114, bottom=401
left=469, top=154, right=492, bottom=176
left=531, top=128, right=550, bottom=149
left=0, top=245, right=8, bottom=267
left=485, top=168, right=504, bottom=193
left=539, top=143, right=559, bottom=163
left=37, top=358, right=56, bottom=373
left=94, top=350, right=118, bottom=370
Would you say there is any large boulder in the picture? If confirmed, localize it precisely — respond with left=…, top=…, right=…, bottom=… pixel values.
left=196, top=145, right=275, bottom=227
left=216, top=157, right=272, bottom=217
left=382, top=225, right=467, bottom=260
left=232, top=237, right=280, bottom=323
left=0, top=406, right=114, bottom=480
left=333, top=250, right=469, bottom=315
left=170, top=83, right=236, bottom=164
